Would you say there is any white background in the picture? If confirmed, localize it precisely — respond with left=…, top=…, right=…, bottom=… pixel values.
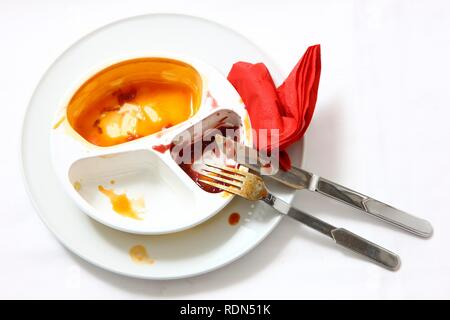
left=1, top=0, right=450, bottom=299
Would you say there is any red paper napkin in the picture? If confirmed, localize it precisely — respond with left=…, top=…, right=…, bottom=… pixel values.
left=227, top=45, right=321, bottom=170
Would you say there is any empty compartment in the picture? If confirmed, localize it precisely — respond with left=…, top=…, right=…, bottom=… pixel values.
left=68, top=149, right=198, bottom=233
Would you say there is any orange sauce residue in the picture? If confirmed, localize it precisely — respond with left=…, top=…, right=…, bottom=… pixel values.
left=66, top=58, right=202, bottom=147
left=53, top=115, right=65, bottom=129
left=73, top=181, right=81, bottom=191
left=228, top=212, right=241, bottom=226
left=243, top=114, right=252, bottom=143
left=129, top=245, right=154, bottom=265
left=221, top=191, right=231, bottom=198
left=98, top=185, right=144, bottom=220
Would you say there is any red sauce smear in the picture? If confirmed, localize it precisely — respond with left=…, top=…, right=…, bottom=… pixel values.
left=262, top=162, right=272, bottom=169
left=152, top=143, right=174, bottom=153
left=207, top=91, right=218, bottom=108
left=114, top=87, right=137, bottom=106
left=171, top=125, right=239, bottom=193
left=228, top=212, right=240, bottom=225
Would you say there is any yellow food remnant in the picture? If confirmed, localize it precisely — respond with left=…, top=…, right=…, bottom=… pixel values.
left=110, top=179, right=115, bottom=185
left=73, top=181, right=81, bottom=191
left=244, top=114, right=252, bottom=143
left=98, top=185, right=144, bottom=220
left=129, top=245, right=154, bottom=265
left=53, top=116, right=65, bottom=129
left=221, top=191, right=231, bottom=198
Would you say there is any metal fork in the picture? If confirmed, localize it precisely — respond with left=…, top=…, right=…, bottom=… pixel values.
left=199, top=162, right=401, bottom=271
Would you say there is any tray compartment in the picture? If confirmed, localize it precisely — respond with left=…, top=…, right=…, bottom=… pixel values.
left=68, top=149, right=197, bottom=233
left=66, top=58, right=203, bottom=147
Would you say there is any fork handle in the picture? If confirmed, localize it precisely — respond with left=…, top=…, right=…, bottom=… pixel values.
left=286, top=207, right=400, bottom=271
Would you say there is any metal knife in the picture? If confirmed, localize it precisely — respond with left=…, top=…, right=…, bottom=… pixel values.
left=215, top=134, right=433, bottom=238
left=265, top=193, right=400, bottom=271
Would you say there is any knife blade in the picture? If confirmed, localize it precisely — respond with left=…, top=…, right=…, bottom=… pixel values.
left=215, top=134, right=433, bottom=238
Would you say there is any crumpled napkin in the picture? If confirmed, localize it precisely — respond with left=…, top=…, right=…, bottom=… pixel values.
left=227, top=44, right=321, bottom=170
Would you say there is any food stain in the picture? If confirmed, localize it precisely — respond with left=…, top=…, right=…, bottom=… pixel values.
left=98, top=185, right=144, bottom=220
left=73, top=181, right=81, bottom=191
left=129, top=245, right=154, bottom=265
left=228, top=212, right=241, bottom=226
left=53, top=116, right=65, bottom=129
left=152, top=143, right=174, bottom=154
left=172, top=124, right=239, bottom=193
left=110, top=179, right=115, bottom=185
left=207, top=91, right=218, bottom=108
left=66, top=58, right=202, bottom=147
left=221, top=191, right=232, bottom=198
left=243, top=114, right=252, bottom=143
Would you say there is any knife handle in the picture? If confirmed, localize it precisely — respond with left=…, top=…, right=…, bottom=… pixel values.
left=286, top=207, right=401, bottom=271
left=331, top=228, right=400, bottom=271
left=315, top=177, right=433, bottom=238
left=217, top=133, right=433, bottom=238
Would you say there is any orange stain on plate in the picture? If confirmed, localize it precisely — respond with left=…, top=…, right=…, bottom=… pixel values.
left=221, top=191, right=232, bottom=198
left=73, top=181, right=81, bottom=191
left=129, top=245, right=154, bottom=265
left=98, top=185, right=144, bottom=220
left=228, top=212, right=241, bottom=226
left=53, top=115, right=65, bottom=129
left=243, top=114, right=252, bottom=143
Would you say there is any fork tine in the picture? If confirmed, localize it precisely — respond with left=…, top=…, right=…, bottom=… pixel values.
left=200, top=171, right=243, bottom=188
left=201, top=166, right=245, bottom=182
left=199, top=179, right=240, bottom=195
left=204, top=163, right=245, bottom=176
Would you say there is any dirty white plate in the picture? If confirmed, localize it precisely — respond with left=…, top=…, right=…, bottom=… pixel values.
left=22, top=14, right=301, bottom=279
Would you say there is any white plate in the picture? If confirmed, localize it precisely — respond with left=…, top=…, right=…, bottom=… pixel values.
left=22, top=14, right=302, bottom=279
